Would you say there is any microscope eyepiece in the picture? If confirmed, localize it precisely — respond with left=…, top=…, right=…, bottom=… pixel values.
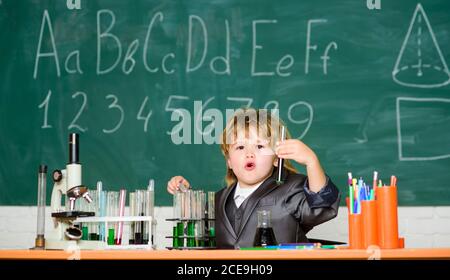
left=68, top=133, right=79, bottom=164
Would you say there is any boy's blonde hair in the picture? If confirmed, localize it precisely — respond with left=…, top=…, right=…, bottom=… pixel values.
left=220, top=108, right=298, bottom=187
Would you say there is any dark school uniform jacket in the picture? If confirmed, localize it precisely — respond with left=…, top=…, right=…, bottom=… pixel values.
left=214, top=168, right=340, bottom=249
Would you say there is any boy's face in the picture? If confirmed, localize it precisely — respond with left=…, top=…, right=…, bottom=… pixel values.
left=227, top=127, right=277, bottom=188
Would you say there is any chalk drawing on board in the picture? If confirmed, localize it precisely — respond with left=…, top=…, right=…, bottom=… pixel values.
left=392, top=3, right=450, bottom=88
left=354, top=100, right=386, bottom=144
left=396, top=97, right=450, bottom=161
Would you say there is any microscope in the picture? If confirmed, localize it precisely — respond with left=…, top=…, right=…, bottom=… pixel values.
left=46, top=133, right=95, bottom=250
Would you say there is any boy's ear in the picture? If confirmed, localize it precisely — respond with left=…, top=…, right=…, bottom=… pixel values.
left=227, top=158, right=233, bottom=170
left=273, top=158, right=278, bottom=167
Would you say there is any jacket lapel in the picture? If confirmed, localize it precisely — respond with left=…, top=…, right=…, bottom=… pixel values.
left=236, top=176, right=278, bottom=238
left=218, top=183, right=238, bottom=240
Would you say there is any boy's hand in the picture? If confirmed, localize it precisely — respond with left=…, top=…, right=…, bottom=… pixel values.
left=167, top=176, right=190, bottom=195
left=276, top=139, right=326, bottom=192
left=275, top=139, right=318, bottom=166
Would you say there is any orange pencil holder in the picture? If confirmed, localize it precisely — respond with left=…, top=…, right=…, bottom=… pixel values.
left=346, top=197, right=363, bottom=249
left=361, top=200, right=379, bottom=248
left=348, top=213, right=364, bottom=249
left=376, top=186, right=399, bottom=249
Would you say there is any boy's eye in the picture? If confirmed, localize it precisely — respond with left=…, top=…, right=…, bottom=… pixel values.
left=236, top=145, right=244, bottom=150
left=257, top=145, right=264, bottom=149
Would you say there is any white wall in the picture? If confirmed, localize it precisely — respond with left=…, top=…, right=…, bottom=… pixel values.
left=1, top=206, right=449, bottom=249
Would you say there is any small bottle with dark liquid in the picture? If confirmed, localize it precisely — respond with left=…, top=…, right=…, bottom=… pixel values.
left=253, top=210, right=277, bottom=247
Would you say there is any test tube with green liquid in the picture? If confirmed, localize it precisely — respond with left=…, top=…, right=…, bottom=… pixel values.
left=210, top=227, right=216, bottom=247
left=107, top=191, right=119, bottom=245
left=173, top=191, right=183, bottom=247
left=172, top=226, right=179, bottom=248
left=187, top=221, right=195, bottom=247
left=186, top=190, right=195, bottom=247
left=78, top=197, right=89, bottom=240
left=208, top=192, right=215, bottom=247
left=177, top=221, right=185, bottom=247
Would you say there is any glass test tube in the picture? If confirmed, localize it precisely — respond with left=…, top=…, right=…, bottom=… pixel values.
left=143, top=187, right=155, bottom=245
left=99, top=190, right=107, bottom=241
left=184, top=190, right=192, bottom=247
left=173, top=192, right=181, bottom=248
left=107, top=191, right=119, bottom=245
left=148, top=180, right=155, bottom=245
left=129, top=192, right=135, bottom=244
left=140, top=189, right=147, bottom=245
left=115, top=189, right=126, bottom=245
left=35, top=165, right=47, bottom=248
left=208, top=192, right=215, bottom=247
left=201, top=191, right=207, bottom=246
left=96, top=182, right=103, bottom=241
left=134, top=190, right=144, bottom=244
left=188, top=190, right=202, bottom=247
left=88, top=190, right=98, bottom=240
left=196, top=191, right=206, bottom=247
left=175, top=191, right=185, bottom=247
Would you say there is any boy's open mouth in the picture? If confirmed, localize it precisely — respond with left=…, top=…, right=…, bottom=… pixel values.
left=244, top=162, right=255, bottom=171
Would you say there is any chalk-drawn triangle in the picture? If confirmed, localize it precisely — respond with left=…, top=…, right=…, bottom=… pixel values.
left=392, top=3, right=450, bottom=88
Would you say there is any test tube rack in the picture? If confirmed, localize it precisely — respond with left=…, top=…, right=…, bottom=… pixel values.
left=165, top=217, right=216, bottom=250
left=74, top=215, right=156, bottom=250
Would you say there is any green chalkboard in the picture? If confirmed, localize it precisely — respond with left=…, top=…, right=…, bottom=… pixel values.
left=1, top=0, right=449, bottom=206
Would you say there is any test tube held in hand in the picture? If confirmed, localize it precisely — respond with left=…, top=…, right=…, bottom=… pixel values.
left=276, top=126, right=286, bottom=184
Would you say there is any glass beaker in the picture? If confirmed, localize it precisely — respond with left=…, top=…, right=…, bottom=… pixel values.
left=253, top=210, right=277, bottom=247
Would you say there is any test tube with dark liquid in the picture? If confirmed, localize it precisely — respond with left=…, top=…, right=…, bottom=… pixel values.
left=134, top=190, right=144, bottom=244
left=129, top=192, right=136, bottom=244
left=88, top=190, right=99, bottom=240
left=144, top=189, right=153, bottom=245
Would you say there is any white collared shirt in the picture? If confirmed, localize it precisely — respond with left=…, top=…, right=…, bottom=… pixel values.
left=233, top=181, right=263, bottom=208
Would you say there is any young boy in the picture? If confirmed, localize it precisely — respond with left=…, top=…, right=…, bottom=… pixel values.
left=167, top=108, right=340, bottom=248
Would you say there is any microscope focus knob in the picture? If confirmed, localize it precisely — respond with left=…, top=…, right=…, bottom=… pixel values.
left=52, top=169, right=63, bottom=182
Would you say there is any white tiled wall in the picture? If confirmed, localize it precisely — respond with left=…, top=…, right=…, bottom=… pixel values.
left=0, top=206, right=449, bottom=249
